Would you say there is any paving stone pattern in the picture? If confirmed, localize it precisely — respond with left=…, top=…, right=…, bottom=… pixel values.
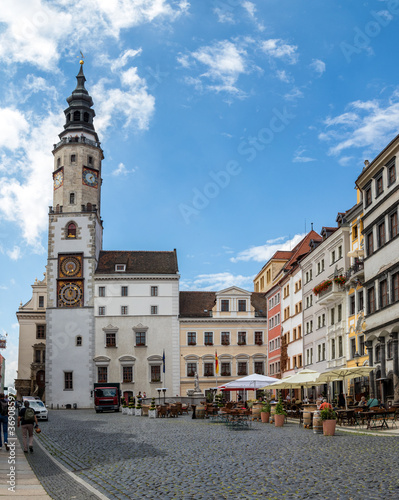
left=33, top=410, right=399, bottom=499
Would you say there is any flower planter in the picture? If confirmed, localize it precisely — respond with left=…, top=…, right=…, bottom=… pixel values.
left=148, top=409, right=157, bottom=419
left=274, top=414, right=285, bottom=427
left=261, top=411, right=270, bottom=423
left=122, top=407, right=128, bottom=415
left=135, top=408, right=142, bottom=416
left=127, top=408, right=134, bottom=416
left=323, top=419, right=336, bottom=436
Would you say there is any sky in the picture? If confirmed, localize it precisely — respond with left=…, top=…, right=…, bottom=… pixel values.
left=1, top=0, right=399, bottom=387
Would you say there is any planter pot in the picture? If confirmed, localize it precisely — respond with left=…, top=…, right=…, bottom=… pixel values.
left=122, top=407, right=128, bottom=415
left=274, top=414, right=285, bottom=427
left=148, top=409, right=157, bottom=419
left=261, top=411, right=270, bottom=423
left=135, top=408, right=142, bottom=416
left=323, top=419, right=336, bottom=436
left=127, top=408, right=134, bottom=416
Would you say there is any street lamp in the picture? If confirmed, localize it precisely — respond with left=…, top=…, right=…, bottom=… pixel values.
left=156, top=388, right=162, bottom=404
left=162, top=387, right=167, bottom=404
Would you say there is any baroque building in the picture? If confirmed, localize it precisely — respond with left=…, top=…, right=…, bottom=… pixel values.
left=15, top=274, right=47, bottom=399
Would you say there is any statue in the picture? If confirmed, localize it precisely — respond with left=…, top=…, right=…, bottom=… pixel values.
left=194, top=372, right=201, bottom=393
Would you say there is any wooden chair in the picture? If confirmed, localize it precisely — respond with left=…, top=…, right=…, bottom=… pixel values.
left=181, top=404, right=189, bottom=415
left=169, top=405, right=179, bottom=418
left=158, top=405, right=168, bottom=418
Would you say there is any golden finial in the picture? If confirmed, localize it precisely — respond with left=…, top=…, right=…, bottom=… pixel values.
left=78, top=51, right=85, bottom=65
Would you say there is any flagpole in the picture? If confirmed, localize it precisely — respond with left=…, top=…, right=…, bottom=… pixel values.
left=215, top=350, right=218, bottom=399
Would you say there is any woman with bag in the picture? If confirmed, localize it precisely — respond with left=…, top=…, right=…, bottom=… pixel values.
left=17, top=401, right=38, bottom=453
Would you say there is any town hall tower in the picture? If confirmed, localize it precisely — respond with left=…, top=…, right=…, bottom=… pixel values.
left=45, top=61, right=103, bottom=407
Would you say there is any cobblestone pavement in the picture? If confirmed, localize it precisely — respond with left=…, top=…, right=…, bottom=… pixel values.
left=33, top=410, right=399, bottom=500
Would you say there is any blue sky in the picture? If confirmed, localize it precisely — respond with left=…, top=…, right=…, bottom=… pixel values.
left=1, top=0, right=399, bottom=386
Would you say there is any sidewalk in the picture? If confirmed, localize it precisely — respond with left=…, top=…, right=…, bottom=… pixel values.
left=0, top=438, right=51, bottom=498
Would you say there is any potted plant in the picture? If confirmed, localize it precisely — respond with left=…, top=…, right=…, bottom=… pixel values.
left=320, top=407, right=337, bottom=436
left=261, top=402, right=271, bottom=423
left=273, top=398, right=286, bottom=427
left=148, top=397, right=157, bottom=418
left=135, top=398, right=142, bottom=416
left=128, top=397, right=135, bottom=416
left=121, top=397, right=128, bottom=415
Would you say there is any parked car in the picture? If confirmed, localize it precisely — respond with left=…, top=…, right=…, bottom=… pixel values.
left=27, top=400, right=48, bottom=421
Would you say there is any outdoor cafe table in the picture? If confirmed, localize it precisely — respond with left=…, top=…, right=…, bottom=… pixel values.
left=335, top=409, right=356, bottom=426
left=363, top=410, right=392, bottom=430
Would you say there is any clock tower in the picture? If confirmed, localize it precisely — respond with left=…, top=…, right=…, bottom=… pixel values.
left=46, top=61, right=103, bottom=407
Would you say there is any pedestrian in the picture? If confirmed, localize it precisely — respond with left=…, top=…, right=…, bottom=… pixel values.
left=17, top=401, right=38, bottom=453
left=338, top=392, right=345, bottom=408
left=0, top=393, right=9, bottom=451
left=319, top=398, right=332, bottom=411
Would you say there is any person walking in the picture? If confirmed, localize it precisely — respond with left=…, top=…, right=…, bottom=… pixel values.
left=0, top=393, right=9, bottom=451
left=17, top=400, right=38, bottom=453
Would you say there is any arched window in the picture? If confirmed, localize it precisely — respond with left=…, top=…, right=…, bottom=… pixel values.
left=73, top=111, right=80, bottom=121
left=83, top=112, right=89, bottom=123
left=67, top=223, right=77, bottom=238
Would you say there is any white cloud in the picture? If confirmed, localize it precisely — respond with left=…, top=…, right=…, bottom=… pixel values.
left=242, top=1, right=265, bottom=31
left=320, top=90, right=399, bottom=156
left=0, top=0, right=189, bottom=70
left=109, top=48, right=143, bottom=72
left=181, top=272, right=254, bottom=291
left=0, top=109, right=30, bottom=151
left=0, top=110, right=60, bottom=250
left=231, top=233, right=305, bottom=263
left=293, top=148, right=316, bottom=163
left=180, top=40, right=249, bottom=96
left=213, top=7, right=236, bottom=24
left=284, top=87, right=304, bottom=101
left=261, top=39, right=298, bottom=64
left=111, top=162, right=137, bottom=176
left=7, top=246, right=22, bottom=261
left=310, top=59, right=326, bottom=76
left=276, top=70, right=290, bottom=83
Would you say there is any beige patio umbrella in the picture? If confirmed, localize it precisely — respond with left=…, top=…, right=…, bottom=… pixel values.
left=316, top=366, right=374, bottom=409
left=263, top=369, right=322, bottom=391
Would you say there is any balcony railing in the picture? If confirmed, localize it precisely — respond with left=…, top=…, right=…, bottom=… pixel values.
left=53, top=135, right=101, bottom=150
left=346, top=260, right=364, bottom=282
left=316, top=281, right=346, bottom=305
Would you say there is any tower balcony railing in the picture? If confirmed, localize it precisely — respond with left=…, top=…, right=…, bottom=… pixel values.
left=53, top=135, right=101, bottom=150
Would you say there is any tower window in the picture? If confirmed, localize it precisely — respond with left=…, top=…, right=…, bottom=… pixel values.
left=88, top=156, right=93, bottom=165
left=69, top=193, right=75, bottom=205
left=67, top=113, right=71, bottom=123
left=71, top=154, right=76, bottom=163
left=76, top=336, right=82, bottom=346
left=83, top=112, right=89, bottom=123
left=57, top=158, right=61, bottom=167
left=73, top=111, right=80, bottom=121
left=67, top=223, right=77, bottom=238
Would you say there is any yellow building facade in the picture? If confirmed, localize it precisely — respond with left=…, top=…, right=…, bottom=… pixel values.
left=179, top=287, right=267, bottom=398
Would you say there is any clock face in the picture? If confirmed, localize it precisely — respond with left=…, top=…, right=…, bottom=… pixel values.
left=54, top=170, right=63, bottom=189
left=82, top=168, right=98, bottom=188
left=60, top=256, right=81, bottom=277
left=58, top=282, right=83, bottom=307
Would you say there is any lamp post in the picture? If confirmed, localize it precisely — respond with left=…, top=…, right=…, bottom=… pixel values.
left=157, top=388, right=162, bottom=404
left=162, top=388, right=167, bottom=404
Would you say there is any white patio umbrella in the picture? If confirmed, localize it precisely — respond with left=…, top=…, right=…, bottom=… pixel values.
left=218, top=374, right=277, bottom=400
left=316, top=366, right=374, bottom=409
left=264, top=369, right=322, bottom=399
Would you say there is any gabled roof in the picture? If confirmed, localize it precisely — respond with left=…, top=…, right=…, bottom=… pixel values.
left=179, top=291, right=267, bottom=317
left=95, top=250, right=178, bottom=275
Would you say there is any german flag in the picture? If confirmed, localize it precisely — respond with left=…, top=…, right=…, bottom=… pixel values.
left=215, top=351, right=219, bottom=375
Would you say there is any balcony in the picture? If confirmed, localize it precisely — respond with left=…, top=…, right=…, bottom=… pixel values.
left=315, top=281, right=346, bottom=306
left=346, top=260, right=365, bottom=285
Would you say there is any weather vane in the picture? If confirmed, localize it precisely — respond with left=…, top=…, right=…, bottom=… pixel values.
left=78, top=51, right=85, bottom=65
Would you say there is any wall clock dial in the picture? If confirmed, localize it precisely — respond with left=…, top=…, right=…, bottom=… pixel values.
left=58, top=282, right=83, bottom=307
left=60, top=256, right=81, bottom=277
left=82, top=168, right=98, bottom=188
left=54, top=170, right=63, bottom=189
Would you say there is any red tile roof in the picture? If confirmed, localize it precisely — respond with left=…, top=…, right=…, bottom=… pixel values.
left=95, top=250, right=178, bottom=274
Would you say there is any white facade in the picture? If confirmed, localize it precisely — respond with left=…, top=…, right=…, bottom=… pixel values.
left=301, top=224, right=350, bottom=389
